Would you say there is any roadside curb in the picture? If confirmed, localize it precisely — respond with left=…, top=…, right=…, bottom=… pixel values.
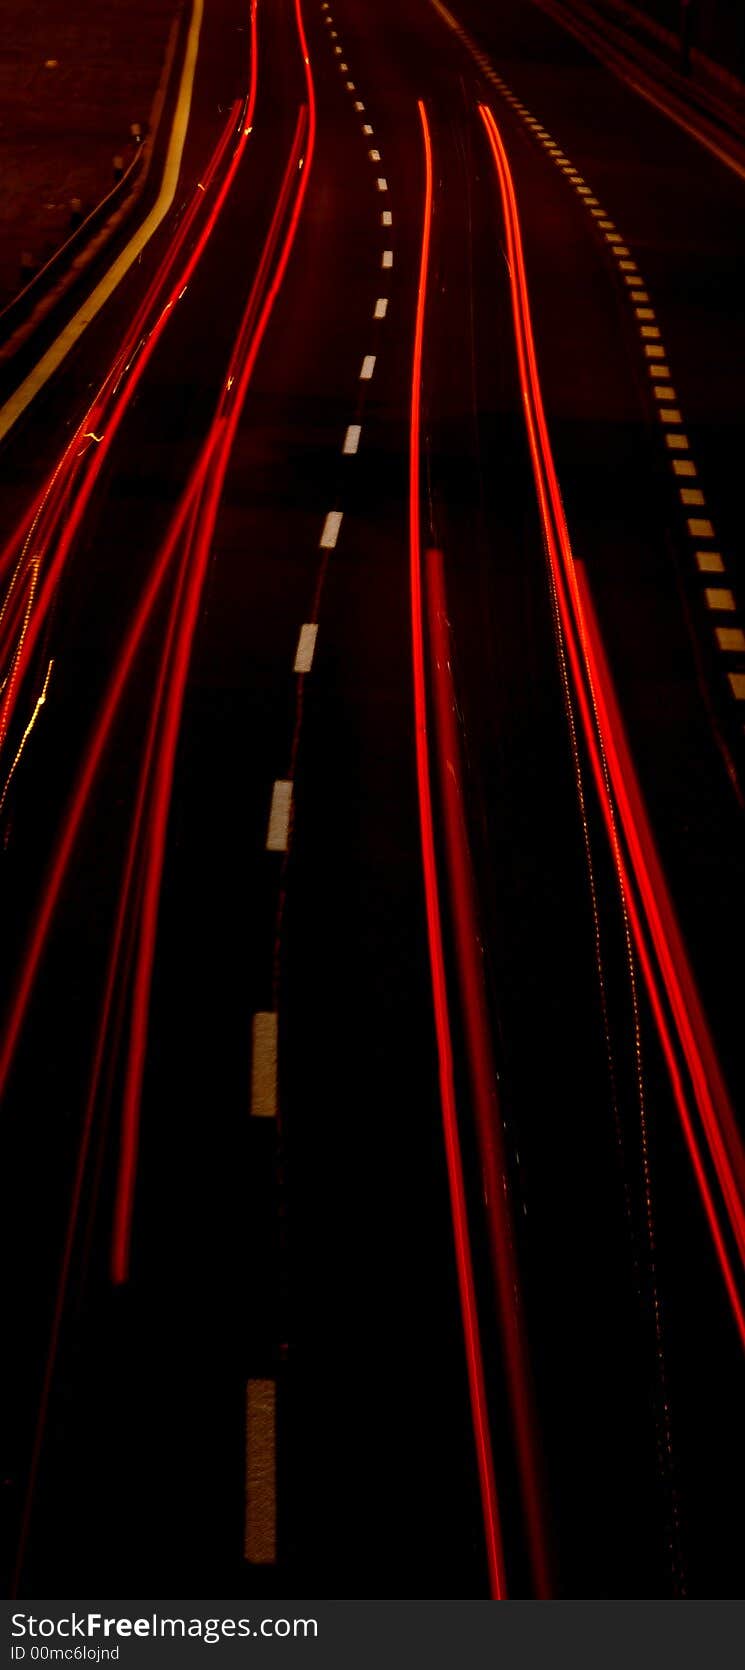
left=534, top=0, right=745, bottom=169
left=0, top=4, right=184, bottom=370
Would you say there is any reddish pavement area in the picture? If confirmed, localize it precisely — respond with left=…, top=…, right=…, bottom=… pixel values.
left=0, top=0, right=182, bottom=304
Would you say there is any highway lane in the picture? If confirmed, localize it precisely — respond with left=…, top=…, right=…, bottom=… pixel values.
left=294, top=0, right=745, bottom=1594
left=0, top=0, right=323, bottom=1593
left=1, top=0, right=744, bottom=1601
left=417, top=0, right=745, bottom=1593
left=2, top=0, right=489, bottom=1599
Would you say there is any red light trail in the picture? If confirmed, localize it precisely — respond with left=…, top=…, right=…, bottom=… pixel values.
left=7, top=0, right=316, bottom=1587
left=409, top=99, right=507, bottom=1601
left=0, top=0, right=259, bottom=763
left=478, top=101, right=745, bottom=1349
left=425, top=545, right=551, bottom=1596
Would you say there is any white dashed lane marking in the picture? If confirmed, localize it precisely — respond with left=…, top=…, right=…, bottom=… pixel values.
left=360, top=354, right=376, bottom=379
left=374, top=297, right=388, bottom=318
left=343, top=423, right=362, bottom=453
left=294, top=623, right=318, bottom=672
left=320, top=509, right=343, bottom=547
left=266, top=780, right=292, bottom=852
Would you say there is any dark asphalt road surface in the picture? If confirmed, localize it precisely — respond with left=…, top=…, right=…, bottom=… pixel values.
left=1, top=0, right=744, bottom=1599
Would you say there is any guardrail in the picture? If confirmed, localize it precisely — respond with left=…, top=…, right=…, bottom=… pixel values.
left=0, top=145, right=147, bottom=358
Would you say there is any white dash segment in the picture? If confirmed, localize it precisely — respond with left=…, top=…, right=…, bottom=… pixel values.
left=381, top=209, right=392, bottom=225
left=320, top=509, right=343, bottom=547
left=294, top=623, right=318, bottom=672
left=266, top=779, right=292, bottom=852
left=376, top=177, right=388, bottom=192
left=369, top=148, right=381, bottom=162
left=382, top=249, right=393, bottom=268
left=374, top=297, right=388, bottom=318
left=251, top=1013, right=278, bottom=1118
left=360, top=353, right=376, bottom=379
left=343, top=423, right=362, bottom=454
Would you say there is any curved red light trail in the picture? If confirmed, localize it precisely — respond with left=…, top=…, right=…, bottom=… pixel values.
left=0, top=0, right=261, bottom=1107
left=0, top=0, right=260, bottom=757
left=410, top=100, right=507, bottom=1600
left=112, top=56, right=317, bottom=1282
left=425, top=546, right=551, bottom=1596
left=478, top=101, right=745, bottom=1348
left=8, top=0, right=316, bottom=1587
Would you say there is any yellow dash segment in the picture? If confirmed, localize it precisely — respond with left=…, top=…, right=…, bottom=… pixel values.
left=244, top=1380, right=277, bottom=1564
left=251, top=1013, right=278, bottom=1118
left=705, top=588, right=735, bottom=611
left=696, top=550, right=724, bottom=572
left=716, top=627, right=745, bottom=652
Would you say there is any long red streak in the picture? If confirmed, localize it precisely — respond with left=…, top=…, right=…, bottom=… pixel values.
left=0, top=0, right=260, bottom=750
left=0, top=3, right=260, bottom=1098
left=9, top=489, right=204, bottom=1597
left=425, top=546, right=551, bottom=1595
left=410, top=101, right=507, bottom=1600
left=111, top=0, right=318, bottom=1282
left=0, top=448, right=214, bottom=1104
left=478, top=102, right=745, bottom=1345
